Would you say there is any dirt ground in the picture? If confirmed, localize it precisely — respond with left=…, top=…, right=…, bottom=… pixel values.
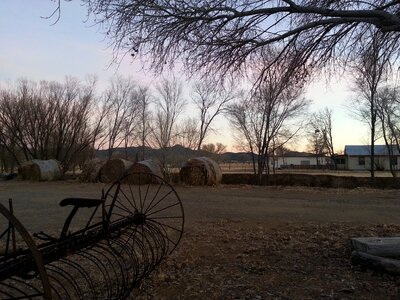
left=1, top=180, right=400, bottom=299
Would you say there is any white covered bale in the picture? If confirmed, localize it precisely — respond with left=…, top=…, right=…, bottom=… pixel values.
left=126, top=160, right=164, bottom=184
left=128, top=160, right=163, bottom=178
left=18, top=159, right=62, bottom=181
left=180, top=157, right=222, bottom=186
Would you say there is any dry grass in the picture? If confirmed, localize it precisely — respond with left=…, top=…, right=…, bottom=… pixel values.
left=220, top=163, right=395, bottom=177
left=135, top=220, right=400, bottom=299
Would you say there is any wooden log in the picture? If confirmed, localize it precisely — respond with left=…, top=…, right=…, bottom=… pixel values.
left=351, top=250, right=400, bottom=275
left=350, top=237, right=400, bottom=257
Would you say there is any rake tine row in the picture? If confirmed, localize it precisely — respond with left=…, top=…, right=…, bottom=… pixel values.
left=0, top=172, right=184, bottom=299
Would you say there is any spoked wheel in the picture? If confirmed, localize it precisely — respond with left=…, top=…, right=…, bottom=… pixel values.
left=0, top=201, right=52, bottom=299
left=104, top=172, right=184, bottom=264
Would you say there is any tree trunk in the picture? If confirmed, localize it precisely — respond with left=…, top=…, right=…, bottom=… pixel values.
left=265, top=154, right=270, bottom=185
left=331, top=155, right=337, bottom=170
left=257, top=162, right=263, bottom=185
left=370, top=123, right=375, bottom=178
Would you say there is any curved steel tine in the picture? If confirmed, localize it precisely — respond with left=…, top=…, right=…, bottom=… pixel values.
left=0, top=172, right=184, bottom=300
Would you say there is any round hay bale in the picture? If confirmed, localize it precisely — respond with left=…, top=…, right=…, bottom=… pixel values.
left=126, top=160, right=164, bottom=184
left=180, top=157, right=222, bottom=186
left=128, top=160, right=163, bottom=177
left=18, top=159, right=62, bottom=181
left=99, top=158, right=134, bottom=183
left=79, top=158, right=106, bottom=183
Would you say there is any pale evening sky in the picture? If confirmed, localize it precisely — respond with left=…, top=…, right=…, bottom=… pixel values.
left=0, top=0, right=367, bottom=153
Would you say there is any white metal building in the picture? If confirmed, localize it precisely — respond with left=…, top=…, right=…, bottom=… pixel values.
left=272, top=151, right=328, bottom=169
left=344, top=145, right=400, bottom=171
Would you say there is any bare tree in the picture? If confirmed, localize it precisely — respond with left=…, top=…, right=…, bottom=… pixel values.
left=308, top=108, right=336, bottom=169
left=101, top=76, right=140, bottom=159
left=150, top=77, right=185, bottom=148
left=137, top=86, right=152, bottom=160
left=178, top=117, right=200, bottom=150
left=150, top=77, right=186, bottom=175
left=350, top=33, right=392, bottom=178
left=0, top=124, right=20, bottom=173
left=0, top=78, right=98, bottom=172
left=191, top=79, right=236, bottom=150
left=228, top=54, right=310, bottom=184
left=307, top=128, right=326, bottom=166
left=271, top=144, right=291, bottom=172
left=201, top=142, right=227, bottom=162
left=51, top=77, right=99, bottom=171
left=376, top=85, right=400, bottom=177
left=76, top=1, right=400, bottom=80
left=201, top=143, right=227, bottom=154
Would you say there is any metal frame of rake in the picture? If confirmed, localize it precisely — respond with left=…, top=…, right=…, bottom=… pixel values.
left=0, top=172, right=184, bottom=299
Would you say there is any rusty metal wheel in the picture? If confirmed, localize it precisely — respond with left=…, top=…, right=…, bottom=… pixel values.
left=104, top=172, right=184, bottom=260
left=0, top=200, right=52, bottom=299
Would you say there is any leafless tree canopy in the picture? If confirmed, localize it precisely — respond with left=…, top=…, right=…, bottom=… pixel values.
left=0, top=78, right=97, bottom=172
left=228, top=55, right=310, bottom=182
left=201, top=143, right=227, bottom=155
left=79, top=0, right=400, bottom=78
left=150, top=77, right=185, bottom=149
left=376, top=85, right=400, bottom=177
left=191, top=79, right=236, bottom=150
left=136, top=86, right=152, bottom=160
left=308, top=108, right=336, bottom=167
left=179, top=117, right=200, bottom=150
left=350, top=33, right=393, bottom=177
left=97, top=76, right=141, bottom=159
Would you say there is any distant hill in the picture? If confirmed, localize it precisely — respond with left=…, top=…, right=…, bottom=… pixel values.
left=220, top=152, right=254, bottom=162
left=95, top=146, right=314, bottom=165
left=284, top=151, right=316, bottom=157
left=96, top=145, right=254, bottom=165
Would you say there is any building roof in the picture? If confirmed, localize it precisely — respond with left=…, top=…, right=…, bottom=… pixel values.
left=283, top=151, right=316, bottom=157
left=344, top=145, right=400, bottom=156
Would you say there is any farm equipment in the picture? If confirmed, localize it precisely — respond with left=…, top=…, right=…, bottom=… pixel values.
left=0, top=172, right=184, bottom=299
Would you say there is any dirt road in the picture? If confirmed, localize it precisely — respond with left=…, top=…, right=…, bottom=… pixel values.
left=1, top=180, right=399, bottom=230
left=1, top=180, right=400, bottom=299
left=176, top=185, right=400, bottom=225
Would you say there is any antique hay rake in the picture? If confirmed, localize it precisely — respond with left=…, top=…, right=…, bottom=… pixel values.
left=0, top=172, right=184, bottom=299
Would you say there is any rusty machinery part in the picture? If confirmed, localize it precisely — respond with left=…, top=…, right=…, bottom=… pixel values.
left=103, top=172, right=185, bottom=260
left=0, top=172, right=184, bottom=299
left=0, top=200, right=52, bottom=299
